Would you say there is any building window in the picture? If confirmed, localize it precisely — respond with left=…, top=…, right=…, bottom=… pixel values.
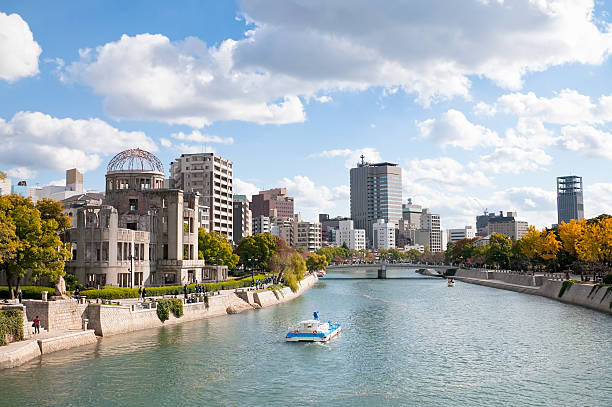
left=164, top=272, right=176, bottom=285
left=118, top=273, right=131, bottom=287
left=134, top=272, right=143, bottom=287
left=129, top=199, right=138, bottom=212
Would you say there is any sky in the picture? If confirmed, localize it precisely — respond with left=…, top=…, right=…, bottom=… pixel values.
left=1, top=0, right=612, bottom=229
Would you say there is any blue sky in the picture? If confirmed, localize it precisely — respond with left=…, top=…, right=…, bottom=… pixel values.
left=1, top=0, right=612, bottom=229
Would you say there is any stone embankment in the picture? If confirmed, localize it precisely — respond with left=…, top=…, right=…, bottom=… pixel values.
left=1, top=274, right=318, bottom=369
left=454, top=269, right=612, bottom=314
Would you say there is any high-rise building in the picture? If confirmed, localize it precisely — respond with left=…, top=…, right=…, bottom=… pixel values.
left=418, top=209, right=442, bottom=252
left=373, top=219, right=396, bottom=250
left=0, top=176, right=11, bottom=195
left=252, top=215, right=271, bottom=234
left=335, top=220, right=366, bottom=251
left=350, top=158, right=402, bottom=247
left=319, top=214, right=351, bottom=245
left=447, top=226, right=475, bottom=243
left=271, top=214, right=322, bottom=252
left=488, top=211, right=528, bottom=240
left=66, top=168, right=84, bottom=192
left=251, top=188, right=294, bottom=219
left=233, top=195, right=252, bottom=244
left=402, top=199, right=422, bottom=227
left=28, top=168, right=86, bottom=203
left=170, top=153, right=234, bottom=241
left=557, top=175, right=584, bottom=224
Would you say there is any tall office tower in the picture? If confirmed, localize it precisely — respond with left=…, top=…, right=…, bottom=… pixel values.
left=488, top=211, right=529, bottom=240
left=170, top=153, right=234, bottom=241
left=350, top=157, right=402, bottom=247
left=233, top=195, right=252, bottom=244
left=419, top=209, right=442, bottom=252
left=250, top=188, right=294, bottom=219
left=557, top=176, right=584, bottom=224
left=373, top=219, right=396, bottom=250
left=402, top=199, right=422, bottom=227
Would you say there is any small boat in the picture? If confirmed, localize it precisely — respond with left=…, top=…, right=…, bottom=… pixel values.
left=447, top=279, right=455, bottom=287
left=286, top=312, right=341, bottom=342
left=315, top=269, right=326, bottom=277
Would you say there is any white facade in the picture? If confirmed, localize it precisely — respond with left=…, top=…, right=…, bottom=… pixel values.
left=419, top=209, right=442, bottom=252
left=373, top=219, right=396, bottom=250
left=0, top=177, right=11, bottom=195
left=335, top=220, right=366, bottom=251
left=447, top=226, right=475, bottom=243
left=253, top=215, right=271, bottom=234
left=170, top=153, right=234, bottom=241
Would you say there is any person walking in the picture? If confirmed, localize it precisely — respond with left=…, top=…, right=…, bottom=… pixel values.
left=183, top=284, right=188, bottom=299
left=17, top=289, right=23, bottom=304
left=141, top=287, right=146, bottom=298
left=138, top=287, right=142, bottom=297
left=33, top=316, right=40, bottom=334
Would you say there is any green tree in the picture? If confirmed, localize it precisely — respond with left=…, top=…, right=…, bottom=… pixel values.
left=486, top=233, right=512, bottom=268
left=0, top=195, right=70, bottom=298
left=305, top=252, right=328, bottom=272
left=197, top=229, right=239, bottom=269
left=236, top=233, right=278, bottom=271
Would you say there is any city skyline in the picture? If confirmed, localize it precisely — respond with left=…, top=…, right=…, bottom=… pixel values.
left=2, top=1, right=612, bottom=229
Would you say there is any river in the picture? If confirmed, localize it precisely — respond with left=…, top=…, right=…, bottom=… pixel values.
left=2, top=268, right=611, bottom=406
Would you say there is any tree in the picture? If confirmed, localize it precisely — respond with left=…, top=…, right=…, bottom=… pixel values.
left=198, top=229, right=239, bottom=269
left=36, top=199, right=71, bottom=230
left=305, top=253, right=328, bottom=272
left=486, top=233, right=512, bottom=268
left=236, top=233, right=277, bottom=271
left=0, top=195, right=70, bottom=298
left=558, top=219, right=583, bottom=258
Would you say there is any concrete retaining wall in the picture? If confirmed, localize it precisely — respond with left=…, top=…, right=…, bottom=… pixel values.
left=540, top=280, right=612, bottom=314
left=254, top=274, right=317, bottom=307
left=0, top=340, right=41, bottom=370
left=22, top=300, right=88, bottom=331
left=455, top=270, right=538, bottom=286
left=37, top=330, right=97, bottom=354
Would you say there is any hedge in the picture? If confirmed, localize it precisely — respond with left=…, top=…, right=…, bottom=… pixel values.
left=0, top=309, right=24, bottom=346
left=0, top=286, right=64, bottom=300
left=156, top=299, right=183, bottom=322
left=81, top=274, right=271, bottom=300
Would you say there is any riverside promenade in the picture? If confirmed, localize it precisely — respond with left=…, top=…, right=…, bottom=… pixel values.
left=453, top=269, right=612, bottom=315
left=0, top=273, right=318, bottom=369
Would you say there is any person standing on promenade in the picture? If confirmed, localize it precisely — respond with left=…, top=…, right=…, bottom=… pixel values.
left=138, top=287, right=142, bottom=298
left=183, top=284, right=188, bottom=299
left=33, top=316, right=40, bottom=334
left=17, top=289, right=22, bottom=303
left=141, top=287, right=146, bottom=298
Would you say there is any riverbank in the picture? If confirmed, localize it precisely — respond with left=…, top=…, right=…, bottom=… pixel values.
left=0, top=274, right=318, bottom=369
left=454, top=269, right=612, bottom=315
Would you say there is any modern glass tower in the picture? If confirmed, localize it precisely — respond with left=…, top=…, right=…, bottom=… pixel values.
left=557, top=175, right=584, bottom=224
left=350, top=156, right=402, bottom=247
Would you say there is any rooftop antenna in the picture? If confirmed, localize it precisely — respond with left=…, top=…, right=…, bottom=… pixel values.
left=360, top=154, right=366, bottom=166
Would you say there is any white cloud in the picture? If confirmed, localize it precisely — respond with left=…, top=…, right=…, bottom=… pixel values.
left=171, top=130, right=234, bottom=144
left=47, top=179, right=66, bottom=187
left=474, top=146, right=552, bottom=174
left=584, top=183, right=612, bottom=217
left=234, top=178, right=260, bottom=199
left=559, top=124, right=612, bottom=160
left=416, top=109, right=501, bottom=150
left=7, top=166, right=37, bottom=180
left=175, top=143, right=213, bottom=154
left=405, top=157, right=490, bottom=191
left=0, top=12, right=41, bottom=82
left=160, top=138, right=172, bottom=147
left=309, top=147, right=382, bottom=168
left=280, top=175, right=348, bottom=215
left=0, top=111, right=157, bottom=173
left=63, top=1, right=612, bottom=125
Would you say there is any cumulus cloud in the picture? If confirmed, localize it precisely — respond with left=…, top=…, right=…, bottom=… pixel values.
left=281, top=175, right=348, bottom=214
left=62, top=1, right=612, bottom=126
left=474, top=146, right=552, bottom=174
left=309, top=147, right=382, bottom=168
left=405, top=157, right=490, bottom=191
left=7, top=166, right=37, bottom=180
left=0, top=111, right=157, bottom=173
left=234, top=178, right=261, bottom=199
left=171, top=130, right=234, bottom=145
left=0, top=12, right=41, bottom=82
left=584, top=183, right=612, bottom=218
left=416, top=109, right=501, bottom=149
left=559, top=125, right=612, bottom=160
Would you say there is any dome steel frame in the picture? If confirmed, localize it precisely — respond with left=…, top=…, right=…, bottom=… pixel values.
left=107, top=148, right=164, bottom=173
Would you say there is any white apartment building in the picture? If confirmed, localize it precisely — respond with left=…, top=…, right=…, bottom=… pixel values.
left=233, top=195, right=252, bottom=243
left=253, top=215, right=271, bottom=234
left=271, top=214, right=322, bottom=252
left=419, top=209, right=442, bottom=252
left=373, top=219, right=396, bottom=250
left=0, top=176, right=11, bottom=195
left=335, top=220, right=366, bottom=251
left=447, top=226, right=475, bottom=243
left=170, top=153, right=233, bottom=241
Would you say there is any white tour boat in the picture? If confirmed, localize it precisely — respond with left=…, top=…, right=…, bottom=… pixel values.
left=286, top=312, right=341, bottom=342
left=447, top=279, right=455, bottom=287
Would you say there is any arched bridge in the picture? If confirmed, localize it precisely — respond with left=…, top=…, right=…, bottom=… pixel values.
left=325, top=263, right=458, bottom=279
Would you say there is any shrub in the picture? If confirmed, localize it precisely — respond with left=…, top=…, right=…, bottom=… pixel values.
left=0, top=286, right=60, bottom=300
left=156, top=299, right=183, bottom=322
left=558, top=280, right=581, bottom=298
left=80, top=287, right=139, bottom=300
left=0, top=309, right=24, bottom=346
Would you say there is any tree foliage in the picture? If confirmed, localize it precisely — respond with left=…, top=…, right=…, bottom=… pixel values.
left=0, top=195, right=70, bottom=298
left=236, top=233, right=278, bottom=271
left=197, top=229, right=239, bottom=269
left=305, top=253, right=328, bottom=272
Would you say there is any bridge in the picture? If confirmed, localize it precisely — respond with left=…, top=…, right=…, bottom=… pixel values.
left=325, top=263, right=458, bottom=279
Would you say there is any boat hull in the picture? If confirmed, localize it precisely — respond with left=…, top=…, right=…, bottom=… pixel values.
left=286, top=325, right=341, bottom=342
